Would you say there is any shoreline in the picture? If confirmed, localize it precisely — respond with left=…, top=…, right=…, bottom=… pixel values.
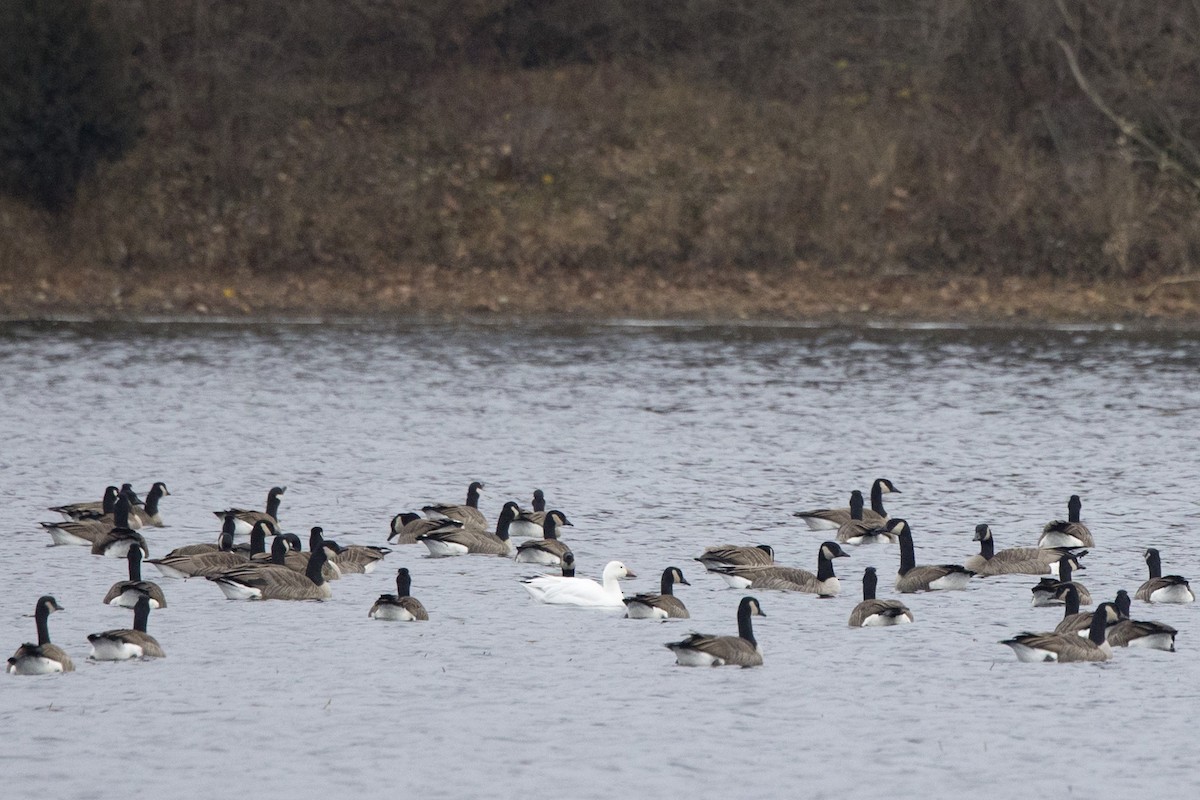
left=4, top=265, right=1200, bottom=330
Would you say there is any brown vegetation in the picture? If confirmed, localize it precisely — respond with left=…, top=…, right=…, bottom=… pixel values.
left=2, top=1, right=1200, bottom=321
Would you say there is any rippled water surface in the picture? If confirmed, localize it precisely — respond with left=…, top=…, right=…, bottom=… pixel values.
left=2, top=319, right=1199, bottom=798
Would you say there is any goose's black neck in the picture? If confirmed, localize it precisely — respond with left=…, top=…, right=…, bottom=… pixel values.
left=1115, top=590, right=1131, bottom=619
left=871, top=481, right=888, bottom=516
left=467, top=483, right=482, bottom=508
left=816, top=548, right=838, bottom=582
left=251, top=526, right=268, bottom=556
left=396, top=570, right=412, bottom=597
left=736, top=599, right=758, bottom=647
left=270, top=536, right=288, bottom=564
left=306, top=548, right=327, bottom=585
left=849, top=491, right=864, bottom=521
left=532, top=490, right=545, bottom=512
left=113, top=496, right=131, bottom=529
left=266, top=489, right=283, bottom=518
left=1146, top=549, right=1162, bottom=579
left=102, top=486, right=118, bottom=514
left=978, top=535, right=995, bottom=560
left=494, top=505, right=516, bottom=540
left=144, top=484, right=165, bottom=515
left=898, top=530, right=916, bottom=575
left=1061, top=586, right=1080, bottom=616
left=660, top=569, right=676, bottom=595
left=127, top=546, right=143, bottom=581
left=1088, top=604, right=1109, bottom=645
left=35, top=601, right=52, bottom=645
left=133, top=598, right=151, bottom=632
left=1058, top=557, right=1073, bottom=583
left=218, top=530, right=234, bottom=552
left=862, top=569, right=878, bottom=601
left=1068, top=496, right=1082, bottom=523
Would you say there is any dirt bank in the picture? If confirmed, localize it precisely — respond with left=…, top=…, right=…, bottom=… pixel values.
left=5, top=263, right=1200, bottom=327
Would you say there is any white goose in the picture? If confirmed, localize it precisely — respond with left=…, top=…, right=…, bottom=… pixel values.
left=521, top=560, right=635, bottom=608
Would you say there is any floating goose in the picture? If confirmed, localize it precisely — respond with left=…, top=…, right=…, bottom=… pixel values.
left=891, top=520, right=974, bottom=593
left=49, top=485, right=118, bottom=522
left=212, top=486, right=286, bottom=538
left=521, top=560, right=634, bottom=607
left=665, top=596, right=765, bottom=667
left=208, top=540, right=332, bottom=600
left=388, top=513, right=449, bottom=545
left=514, top=511, right=573, bottom=565
left=1038, top=495, right=1094, bottom=549
left=146, top=529, right=245, bottom=578
left=417, top=501, right=519, bottom=557
left=624, top=567, right=691, bottom=619
left=694, top=544, right=774, bottom=571
left=836, top=491, right=899, bottom=545
left=421, top=481, right=486, bottom=530
left=7, top=596, right=74, bottom=675
left=87, top=595, right=165, bottom=661
left=708, top=541, right=849, bottom=597
left=793, top=478, right=898, bottom=531
left=129, top=482, right=170, bottom=528
left=1134, top=547, right=1194, bottom=603
left=966, top=524, right=1084, bottom=576
left=368, top=568, right=428, bottom=621
left=325, top=536, right=391, bottom=575
left=165, top=514, right=240, bottom=557
left=1000, top=603, right=1116, bottom=663
left=271, top=527, right=341, bottom=580
left=42, top=492, right=136, bottom=547
left=1030, top=554, right=1091, bottom=606
left=849, top=567, right=913, bottom=627
left=510, top=489, right=547, bottom=538
left=1109, top=590, right=1177, bottom=651
left=103, top=544, right=167, bottom=609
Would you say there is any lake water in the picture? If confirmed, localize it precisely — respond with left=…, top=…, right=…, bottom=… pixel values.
left=2, top=319, right=1198, bottom=798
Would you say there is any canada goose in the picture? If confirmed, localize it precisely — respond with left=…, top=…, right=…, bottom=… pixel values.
left=146, top=529, right=246, bottom=578
left=212, top=486, right=286, bottom=537
left=421, top=481, right=486, bottom=530
left=233, top=520, right=274, bottom=557
left=665, top=596, right=765, bottom=667
left=793, top=479, right=899, bottom=531
left=836, top=491, right=899, bottom=545
left=624, top=567, right=691, bottom=619
left=1108, top=590, right=1178, bottom=651
left=53, top=484, right=145, bottom=530
left=521, top=560, right=635, bottom=607
left=164, top=513, right=240, bottom=558
left=559, top=551, right=576, bottom=577
left=388, top=513, right=449, bottom=545
left=1000, top=603, right=1115, bottom=663
left=709, top=541, right=850, bottom=597
left=514, top=511, right=574, bottom=564
left=1134, top=548, right=1194, bottom=603
left=208, top=540, right=332, bottom=600
left=368, top=568, right=428, bottom=621
left=89, top=496, right=149, bottom=559
left=87, top=595, right=166, bottom=660
left=49, top=485, right=118, bottom=521
left=125, top=482, right=170, bottom=527
left=849, top=567, right=913, bottom=627
left=1030, top=554, right=1091, bottom=606
left=1051, top=585, right=1094, bottom=635
left=694, top=544, right=775, bottom=572
left=41, top=492, right=137, bottom=547
left=966, top=524, right=1085, bottom=576
left=103, top=544, right=167, bottom=609
left=6, top=596, right=74, bottom=674
left=417, top=501, right=519, bottom=557
left=892, top=520, right=974, bottom=593
left=325, top=536, right=391, bottom=575
left=510, top=489, right=547, bottom=538
left=1038, top=495, right=1094, bottom=548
